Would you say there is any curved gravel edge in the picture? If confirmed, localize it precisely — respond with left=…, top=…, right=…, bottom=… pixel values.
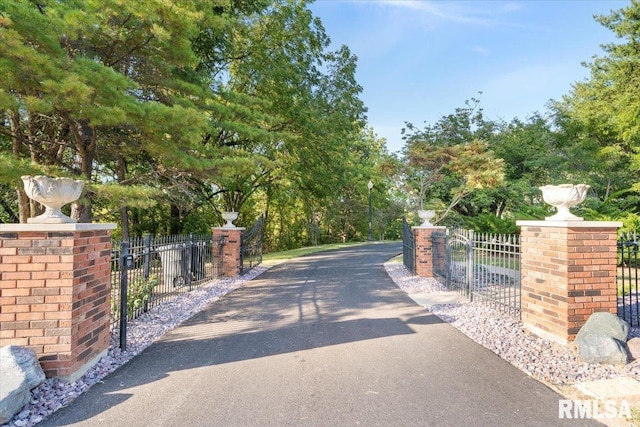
left=384, top=262, right=640, bottom=387
left=2, top=266, right=271, bottom=427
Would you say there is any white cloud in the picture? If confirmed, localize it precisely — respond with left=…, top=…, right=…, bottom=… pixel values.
left=376, top=0, right=544, bottom=31
left=377, top=0, right=506, bottom=26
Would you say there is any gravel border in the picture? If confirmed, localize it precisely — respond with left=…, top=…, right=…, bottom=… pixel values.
left=384, top=262, right=640, bottom=387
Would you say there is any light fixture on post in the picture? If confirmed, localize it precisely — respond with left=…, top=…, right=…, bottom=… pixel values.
left=368, top=180, right=374, bottom=241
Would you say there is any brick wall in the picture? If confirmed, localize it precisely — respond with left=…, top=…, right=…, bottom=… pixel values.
left=0, top=223, right=115, bottom=380
left=517, top=221, right=620, bottom=345
left=212, top=227, right=244, bottom=277
left=413, top=226, right=446, bottom=278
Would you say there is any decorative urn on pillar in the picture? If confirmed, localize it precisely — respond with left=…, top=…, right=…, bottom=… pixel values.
left=539, top=184, right=590, bottom=221
left=21, top=175, right=84, bottom=224
left=417, top=209, right=436, bottom=227
left=221, top=211, right=239, bottom=228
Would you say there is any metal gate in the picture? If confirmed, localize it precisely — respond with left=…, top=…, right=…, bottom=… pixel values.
left=447, top=228, right=473, bottom=296
left=437, top=228, right=521, bottom=317
left=241, top=215, right=264, bottom=273
left=402, top=217, right=415, bottom=274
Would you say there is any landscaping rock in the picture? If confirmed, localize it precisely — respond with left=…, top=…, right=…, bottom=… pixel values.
left=575, top=313, right=631, bottom=365
left=0, top=346, right=46, bottom=424
left=576, top=334, right=630, bottom=365
left=627, top=337, right=640, bottom=360
left=0, top=346, right=45, bottom=389
left=0, top=368, right=29, bottom=424
left=575, top=312, right=629, bottom=343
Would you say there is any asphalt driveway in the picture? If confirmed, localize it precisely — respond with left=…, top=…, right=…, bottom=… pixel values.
left=39, top=242, right=600, bottom=426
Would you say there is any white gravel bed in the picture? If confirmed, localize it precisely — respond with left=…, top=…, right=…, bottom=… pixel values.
left=2, top=266, right=271, bottom=427
left=385, top=262, right=640, bottom=387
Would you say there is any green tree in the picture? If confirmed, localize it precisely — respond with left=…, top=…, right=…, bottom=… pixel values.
left=0, top=0, right=218, bottom=224
left=550, top=0, right=640, bottom=224
left=402, top=98, right=504, bottom=225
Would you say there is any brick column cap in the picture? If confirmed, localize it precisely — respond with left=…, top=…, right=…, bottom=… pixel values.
left=516, top=220, right=622, bottom=228
left=0, top=223, right=117, bottom=232
left=411, top=226, right=447, bottom=230
left=212, top=227, right=246, bottom=231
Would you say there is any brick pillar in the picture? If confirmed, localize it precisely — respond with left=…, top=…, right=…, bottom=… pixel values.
left=212, top=227, right=245, bottom=277
left=413, top=226, right=447, bottom=278
left=0, top=223, right=116, bottom=381
left=516, top=220, right=621, bottom=345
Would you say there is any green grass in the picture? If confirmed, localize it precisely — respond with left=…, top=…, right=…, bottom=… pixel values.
left=261, top=242, right=369, bottom=265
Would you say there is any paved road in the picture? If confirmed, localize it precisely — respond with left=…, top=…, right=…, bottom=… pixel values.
left=40, top=242, right=600, bottom=426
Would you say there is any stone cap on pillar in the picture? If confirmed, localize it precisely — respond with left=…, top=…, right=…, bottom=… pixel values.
left=0, top=223, right=116, bottom=232
left=212, top=227, right=246, bottom=231
left=516, top=220, right=622, bottom=228
left=411, top=226, right=447, bottom=230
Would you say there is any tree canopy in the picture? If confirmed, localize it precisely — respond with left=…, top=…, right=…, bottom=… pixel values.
left=0, top=0, right=389, bottom=248
left=6, top=0, right=640, bottom=247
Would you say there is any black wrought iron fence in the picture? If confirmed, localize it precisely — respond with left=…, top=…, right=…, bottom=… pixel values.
left=618, top=234, right=640, bottom=327
left=241, top=215, right=264, bottom=273
left=402, top=217, right=415, bottom=274
left=471, top=232, right=521, bottom=317
left=438, top=228, right=521, bottom=317
left=110, top=234, right=225, bottom=349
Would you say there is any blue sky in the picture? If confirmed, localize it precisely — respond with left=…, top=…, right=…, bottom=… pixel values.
left=308, top=0, right=629, bottom=153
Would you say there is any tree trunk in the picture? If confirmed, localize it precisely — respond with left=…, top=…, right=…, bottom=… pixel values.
left=67, top=118, right=96, bottom=223
left=169, top=204, right=182, bottom=235
left=117, top=156, right=130, bottom=240
left=16, top=189, right=30, bottom=224
left=9, top=111, right=31, bottom=223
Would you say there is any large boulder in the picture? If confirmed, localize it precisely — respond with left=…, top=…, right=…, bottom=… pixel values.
left=0, top=346, right=45, bottom=389
left=575, top=312, right=629, bottom=343
left=575, top=312, right=630, bottom=365
left=576, top=334, right=630, bottom=365
left=626, top=337, right=640, bottom=360
left=0, top=371, right=29, bottom=425
left=0, top=346, right=46, bottom=424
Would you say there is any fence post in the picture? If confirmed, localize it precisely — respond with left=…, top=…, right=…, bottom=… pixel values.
left=187, top=233, right=194, bottom=289
left=517, top=219, right=622, bottom=345
left=445, top=229, right=451, bottom=287
left=119, top=241, right=130, bottom=351
left=143, top=233, right=151, bottom=280
left=466, top=230, right=474, bottom=300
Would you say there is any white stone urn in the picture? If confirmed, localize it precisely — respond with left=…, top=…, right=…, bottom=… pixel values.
left=221, top=211, right=238, bottom=228
left=21, top=175, right=84, bottom=224
left=417, top=210, right=436, bottom=227
left=539, top=184, right=590, bottom=221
